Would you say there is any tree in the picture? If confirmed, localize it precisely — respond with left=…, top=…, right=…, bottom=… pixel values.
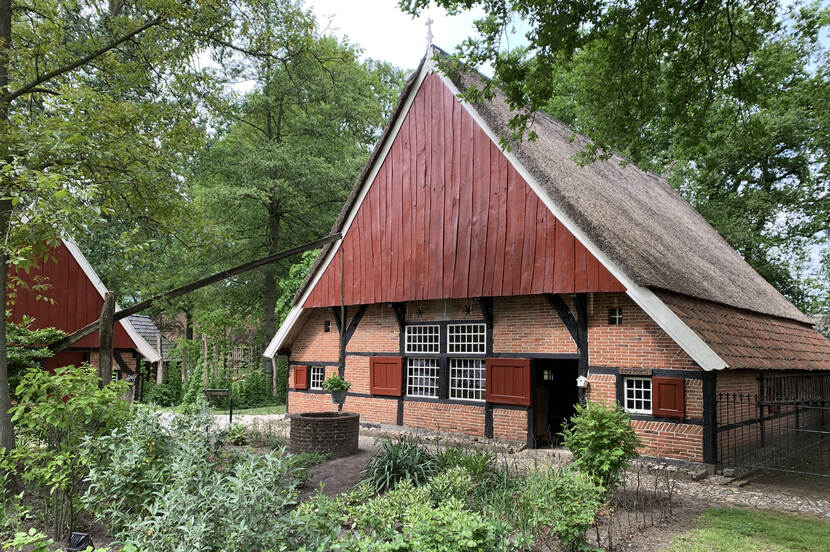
left=182, top=2, right=405, bottom=379
left=0, top=0, right=294, bottom=453
left=400, top=0, right=829, bottom=311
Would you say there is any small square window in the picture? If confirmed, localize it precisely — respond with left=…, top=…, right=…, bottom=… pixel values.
left=405, top=325, right=440, bottom=354
left=623, top=377, right=651, bottom=414
left=407, top=357, right=439, bottom=398
left=448, top=323, right=486, bottom=354
left=608, top=308, right=623, bottom=325
left=449, top=358, right=485, bottom=401
left=309, top=366, right=325, bottom=390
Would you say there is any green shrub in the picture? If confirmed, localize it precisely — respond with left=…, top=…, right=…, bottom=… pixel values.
left=82, top=409, right=318, bottom=552
left=363, top=437, right=437, bottom=493
left=517, top=467, right=604, bottom=551
left=1, top=364, right=130, bottom=536
left=437, top=446, right=496, bottom=479
left=180, top=360, right=205, bottom=405
left=561, top=402, right=640, bottom=493
left=427, top=466, right=474, bottom=504
left=227, top=422, right=247, bottom=445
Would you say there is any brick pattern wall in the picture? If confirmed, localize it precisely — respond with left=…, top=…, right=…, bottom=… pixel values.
left=493, top=408, right=527, bottom=441
left=348, top=304, right=399, bottom=353
left=403, top=401, right=486, bottom=436
left=292, top=309, right=340, bottom=362
left=493, top=295, right=577, bottom=353
left=286, top=292, right=712, bottom=462
left=633, top=420, right=703, bottom=462
left=288, top=412, right=359, bottom=458
left=589, top=294, right=696, bottom=370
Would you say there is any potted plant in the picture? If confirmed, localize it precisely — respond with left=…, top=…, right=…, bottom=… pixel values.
left=322, top=374, right=351, bottom=408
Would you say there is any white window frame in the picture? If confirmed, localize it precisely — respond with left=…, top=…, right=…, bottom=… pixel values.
left=405, top=324, right=441, bottom=354
left=447, top=323, right=486, bottom=354
left=449, top=358, right=485, bottom=401
left=623, top=376, right=652, bottom=414
left=309, top=365, right=325, bottom=390
left=407, top=357, right=440, bottom=398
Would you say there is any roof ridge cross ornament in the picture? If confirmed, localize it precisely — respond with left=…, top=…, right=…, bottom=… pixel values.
left=425, top=17, right=434, bottom=48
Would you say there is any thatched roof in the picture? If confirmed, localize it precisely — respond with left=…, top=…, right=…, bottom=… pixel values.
left=294, top=46, right=809, bottom=325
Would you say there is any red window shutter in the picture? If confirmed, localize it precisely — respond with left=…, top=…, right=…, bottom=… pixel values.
left=652, top=377, right=685, bottom=419
left=293, top=366, right=308, bottom=390
left=370, top=356, right=403, bottom=396
left=485, top=358, right=531, bottom=406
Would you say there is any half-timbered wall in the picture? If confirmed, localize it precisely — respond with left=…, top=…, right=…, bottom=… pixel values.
left=304, top=73, right=624, bottom=308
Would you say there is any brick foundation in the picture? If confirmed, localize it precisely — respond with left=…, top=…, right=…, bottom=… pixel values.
left=285, top=293, right=715, bottom=462
left=288, top=411, right=360, bottom=458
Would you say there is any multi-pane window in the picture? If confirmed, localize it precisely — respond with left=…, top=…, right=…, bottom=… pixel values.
left=309, top=365, right=325, bottom=390
left=407, top=358, right=440, bottom=398
left=405, top=324, right=440, bottom=353
left=405, top=322, right=487, bottom=402
left=449, top=358, right=485, bottom=400
left=608, top=308, right=623, bottom=325
left=624, top=377, right=652, bottom=414
left=448, top=323, right=486, bottom=354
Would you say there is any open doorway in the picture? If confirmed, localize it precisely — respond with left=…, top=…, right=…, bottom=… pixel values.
left=533, top=358, right=579, bottom=446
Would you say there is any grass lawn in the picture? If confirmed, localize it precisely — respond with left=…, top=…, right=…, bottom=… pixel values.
left=665, top=508, right=830, bottom=552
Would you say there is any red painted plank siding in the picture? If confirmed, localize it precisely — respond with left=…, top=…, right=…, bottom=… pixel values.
left=9, top=242, right=138, bottom=350
left=304, top=74, right=625, bottom=308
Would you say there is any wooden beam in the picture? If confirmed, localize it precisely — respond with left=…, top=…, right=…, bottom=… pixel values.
left=98, top=292, right=115, bottom=387
left=476, top=297, right=494, bottom=327
left=344, top=305, right=367, bottom=344
left=49, top=233, right=341, bottom=354
left=545, top=293, right=579, bottom=345
left=389, top=302, right=406, bottom=331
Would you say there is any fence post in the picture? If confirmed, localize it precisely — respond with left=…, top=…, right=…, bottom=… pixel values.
left=702, top=371, right=717, bottom=465
left=758, top=372, right=765, bottom=448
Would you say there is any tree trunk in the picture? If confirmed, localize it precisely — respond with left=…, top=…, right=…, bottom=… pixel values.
left=98, top=292, right=115, bottom=386
left=182, top=309, right=193, bottom=382
left=0, top=244, right=14, bottom=452
left=262, top=197, right=281, bottom=395
left=0, top=0, right=15, bottom=453
left=155, top=335, right=164, bottom=384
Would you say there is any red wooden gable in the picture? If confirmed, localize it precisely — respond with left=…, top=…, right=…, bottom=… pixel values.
left=9, top=241, right=138, bottom=350
left=304, top=73, right=624, bottom=308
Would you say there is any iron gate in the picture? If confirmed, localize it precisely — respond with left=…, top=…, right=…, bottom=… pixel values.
left=716, top=372, right=830, bottom=477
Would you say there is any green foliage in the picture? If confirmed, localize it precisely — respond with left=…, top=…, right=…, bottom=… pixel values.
left=562, top=402, right=641, bottom=493
left=0, top=472, right=28, bottom=538
left=181, top=360, right=205, bottom=405
left=5, top=316, right=65, bottom=381
left=0, top=365, right=130, bottom=535
left=436, top=446, right=497, bottom=479
left=514, top=467, right=603, bottom=551
left=83, top=408, right=318, bottom=551
left=227, top=423, right=247, bottom=446
left=363, top=438, right=438, bottom=494
left=322, top=374, right=352, bottom=392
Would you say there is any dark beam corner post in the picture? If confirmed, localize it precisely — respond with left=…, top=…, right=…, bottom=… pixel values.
left=702, top=370, right=718, bottom=466
left=546, top=293, right=589, bottom=404
left=389, top=302, right=406, bottom=331
left=334, top=305, right=367, bottom=378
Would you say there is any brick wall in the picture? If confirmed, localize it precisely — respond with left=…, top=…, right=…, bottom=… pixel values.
left=589, top=294, right=696, bottom=370
left=493, top=408, right=527, bottom=441
left=286, top=292, right=712, bottom=462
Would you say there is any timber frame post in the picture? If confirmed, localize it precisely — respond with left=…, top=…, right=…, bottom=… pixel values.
left=546, top=293, right=589, bottom=404
left=98, top=292, right=115, bottom=387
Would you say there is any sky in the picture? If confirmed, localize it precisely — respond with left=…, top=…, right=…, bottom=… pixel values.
left=306, top=0, right=526, bottom=72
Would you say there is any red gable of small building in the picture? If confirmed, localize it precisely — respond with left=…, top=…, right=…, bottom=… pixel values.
left=10, top=240, right=142, bottom=352
left=304, top=73, right=624, bottom=308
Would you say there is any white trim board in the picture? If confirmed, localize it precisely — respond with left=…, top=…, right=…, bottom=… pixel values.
left=62, top=238, right=161, bottom=363
left=265, top=52, right=728, bottom=371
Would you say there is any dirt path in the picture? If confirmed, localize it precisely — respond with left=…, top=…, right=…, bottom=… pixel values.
left=299, top=437, right=379, bottom=500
